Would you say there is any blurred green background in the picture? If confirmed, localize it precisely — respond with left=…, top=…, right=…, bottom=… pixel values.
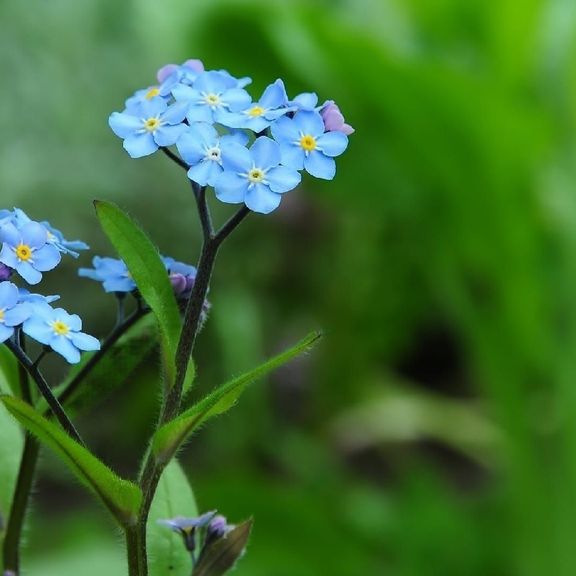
left=2, top=0, right=576, bottom=574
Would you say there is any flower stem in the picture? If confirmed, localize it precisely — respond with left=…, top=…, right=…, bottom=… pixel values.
left=125, top=524, right=147, bottom=576
left=5, top=339, right=84, bottom=446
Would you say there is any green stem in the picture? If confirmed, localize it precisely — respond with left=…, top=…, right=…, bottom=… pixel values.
left=5, top=339, right=84, bottom=446
left=125, top=524, right=146, bottom=576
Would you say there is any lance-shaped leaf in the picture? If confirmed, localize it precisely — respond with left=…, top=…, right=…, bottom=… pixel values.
left=0, top=395, right=142, bottom=527
left=148, top=459, right=198, bottom=576
left=152, top=331, right=321, bottom=464
left=193, top=519, right=253, bottom=576
left=94, top=200, right=181, bottom=385
left=0, top=344, right=20, bottom=397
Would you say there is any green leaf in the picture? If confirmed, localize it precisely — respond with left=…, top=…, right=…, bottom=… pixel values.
left=152, top=331, right=321, bottom=464
left=0, top=391, right=24, bottom=553
left=193, top=519, right=253, bottom=576
left=52, top=314, right=157, bottom=416
left=0, top=344, right=20, bottom=397
left=148, top=459, right=198, bottom=576
left=0, top=395, right=142, bottom=527
left=94, top=200, right=181, bottom=385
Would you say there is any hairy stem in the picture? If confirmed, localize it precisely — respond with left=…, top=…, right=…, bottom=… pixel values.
left=125, top=524, right=147, bottom=576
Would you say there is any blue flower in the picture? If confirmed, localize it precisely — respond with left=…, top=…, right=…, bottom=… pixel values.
left=176, top=123, right=248, bottom=187
left=125, top=85, right=171, bottom=112
left=214, top=136, right=301, bottom=214
left=270, top=110, right=349, bottom=180
left=0, top=221, right=62, bottom=285
left=109, top=97, right=188, bottom=158
left=78, top=257, right=136, bottom=293
left=23, top=304, right=100, bottom=364
left=0, top=282, right=32, bottom=343
left=171, top=70, right=251, bottom=124
left=218, top=79, right=292, bottom=132
left=158, top=511, right=217, bottom=552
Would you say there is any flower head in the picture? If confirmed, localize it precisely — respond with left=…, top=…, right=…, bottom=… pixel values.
left=214, top=136, right=301, bottom=214
left=172, top=70, right=251, bottom=125
left=158, top=511, right=217, bottom=552
left=0, top=282, right=32, bottom=343
left=78, top=256, right=136, bottom=293
left=23, top=304, right=100, bottom=363
left=271, top=110, right=349, bottom=180
left=176, top=123, right=249, bottom=187
left=109, top=97, right=188, bottom=158
left=0, top=221, right=61, bottom=285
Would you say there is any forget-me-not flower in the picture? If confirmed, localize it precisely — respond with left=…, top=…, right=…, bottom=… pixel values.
left=0, top=282, right=32, bottom=343
left=176, top=123, right=248, bottom=187
left=271, top=110, right=349, bottom=180
left=109, top=97, right=188, bottom=158
left=214, top=136, right=301, bottom=214
left=218, top=79, right=292, bottom=132
left=78, top=257, right=136, bottom=293
left=172, top=70, right=251, bottom=124
left=23, top=304, right=100, bottom=364
left=0, top=221, right=62, bottom=285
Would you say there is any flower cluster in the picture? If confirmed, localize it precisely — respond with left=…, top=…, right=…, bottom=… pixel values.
left=109, top=59, right=353, bottom=214
left=0, top=208, right=99, bottom=363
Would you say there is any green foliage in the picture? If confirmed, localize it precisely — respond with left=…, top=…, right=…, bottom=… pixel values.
left=94, top=200, right=182, bottom=385
left=152, top=331, right=321, bottom=464
left=194, top=519, right=253, bottom=576
left=148, top=460, right=198, bottom=576
left=0, top=395, right=142, bottom=527
left=0, top=344, right=20, bottom=397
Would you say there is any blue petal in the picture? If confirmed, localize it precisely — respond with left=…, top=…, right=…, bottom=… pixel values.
left=61, top=311, right=82, bottom=331
left=154, top=124, right=186, bottom=147
left=187, top=161, right=222, bottom=187
left=123, top=133, right=158, bottom=158
left=16, top=261, right=42, bottom=285
left=245, top=184, right=282, bottom=214
left=102, top=277, right=136, bottom=293
left=109, top=112, right=141, bottom=139
left=4, top=303, right=32, bottom=326
left=0, top=244, right=18, bottom=269
left=71, top=332, right=101, bottom=351
left=224, top=88, right=251, bottom=111
left=171, top=85, right=197, bottom=102
left=221, top=131, right=249, bottom=147
left=317, top=131, right=349, bottom=157
left=259, top=79, right=288, bottom=109
left=266, top=166, right=301, bottom=194
left=190, top=122, right=219, bottom=144
left=220, top=142, right=252, bottom=173
left=162, top=101, right=189, bottom=124
left=0, top=281, right=19, bottom=308
left=177, top=132, right=206, bottom=165
left=195, top=71, right=234, bottom=93
left=250, top=137, right=280, bottom=169
left=0, top=223, right=20, bottom=246
left=270, top=116, right=299, bottom=143
left=278, top=143, right=305, bottom=170
left=23, top=316, right=52, bottom=344
left=0, top=324, right=13, bottom=343
left=214, top=172, right=248, bottom=204
left=304, top=151, right=336, bottom=180
left=21, top=222, right=48, bottom=249
left=138, top=97, right=168, bottom=118
left=186, top=105, right=214, bottom=124
left=51, top=336, right=80, bottom=364
left=292, top=92, right=318, bottom=110
left=293, top=110, right=325, bottom=137
left=32, top=245, right=61, bottom=272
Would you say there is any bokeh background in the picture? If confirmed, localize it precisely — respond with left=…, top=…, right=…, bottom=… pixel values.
left=2, top=0, right=576, bottom=574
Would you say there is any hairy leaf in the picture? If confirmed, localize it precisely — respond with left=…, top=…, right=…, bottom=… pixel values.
left=0, top=395, right=141, bottom=527
left=152, top=331, right=321, bottom=464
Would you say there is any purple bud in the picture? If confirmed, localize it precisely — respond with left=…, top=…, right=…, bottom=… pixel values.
left=207, top=515, right=229, bottom=540
left=169, top=273, right=188, bottom=296
left=0, top=263, right=13, bottom=281
left=320, top=101, right=355, bottom=135
left=156, top=64, right=179, bottom=84
left=183, top=59, right=205, bottom=73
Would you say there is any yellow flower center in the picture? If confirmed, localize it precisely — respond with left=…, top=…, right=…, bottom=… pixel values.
left=205, top=93, right=221, bottom=106
left=145, top=86, right=160, bottom=99
left=51, top=320, right=70, bottom=336
left=16, top=243, right=32, bottom=261
left=143, top=118, right=160, bottom=132
left=299, top=135, right=317, bottom=152
left=248, top=106, right=265, bottom=117
left=0, top=309, right=4, bottom=323
left=248, top=168, right=265, bottom=183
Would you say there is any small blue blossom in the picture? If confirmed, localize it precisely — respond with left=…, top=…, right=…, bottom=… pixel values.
left=125, top=85, right=171, bottom=112
left=78, top=257, right=136, bottom=293
left=0, top=221, right=62, bottom=285
left=214, top=136, right=301, bottom=214
left=18, top=288, right=60, bottom=305
left=0, top=282, right=32, bottom=343
left=23, top=304, right=100, bottom=364
left=176, top=123, right=248, bottom=187
left=270, top=110, right=349, bottom=180
left=171, top=70, right=251, bottom=124
left=109, top=97, right=188, bottom=158
left=158, top=511, right=217, bottom=552
left=218, top=79, right=292, bottom=132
